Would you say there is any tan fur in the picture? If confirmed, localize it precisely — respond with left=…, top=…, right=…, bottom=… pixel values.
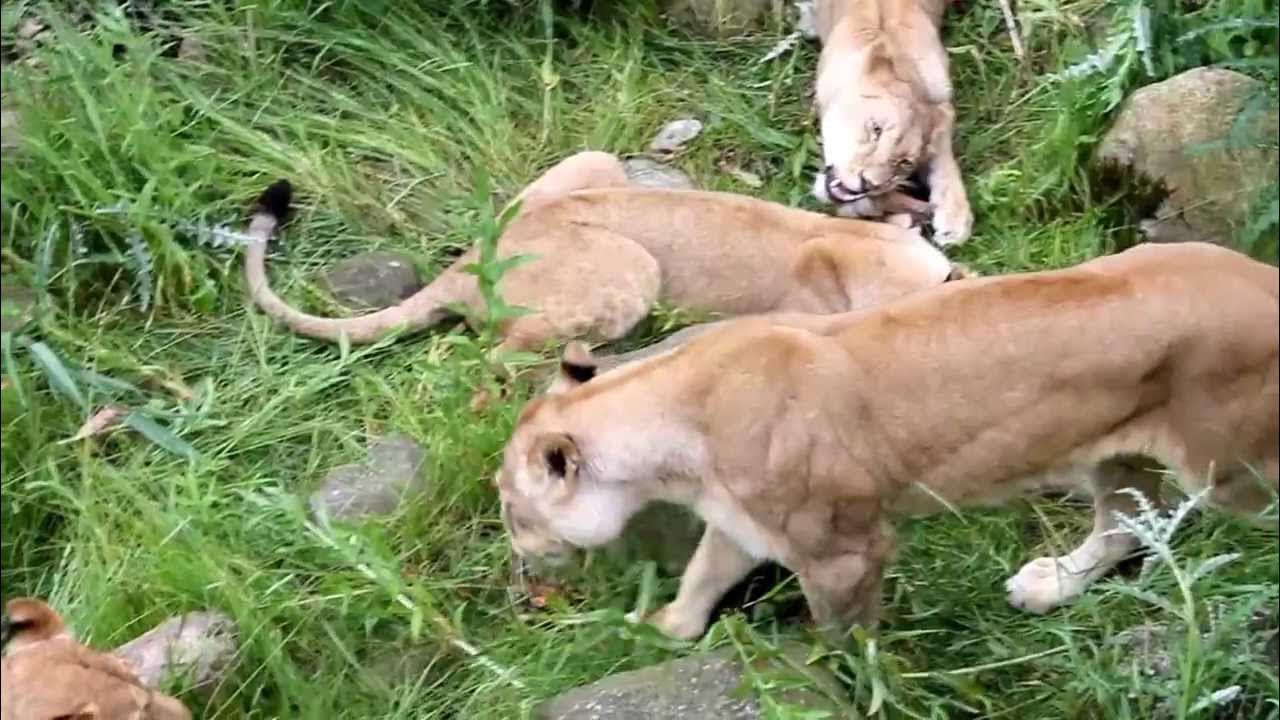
left=245, top=151, right=959, bottom=351
left=812, top=0, right=974, bottom=246
left=1, top=599, right=191, bottom=720
left=498, top=242, right=1278, bottom=641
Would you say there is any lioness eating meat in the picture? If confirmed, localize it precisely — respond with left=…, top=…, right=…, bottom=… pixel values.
left=244, top=151, right=963, bottom=353
left=497, top=242, right=1277, bottom=641
left=1, top=598, right=191, bottom=720
left=811, top=0, right=974, bottom=246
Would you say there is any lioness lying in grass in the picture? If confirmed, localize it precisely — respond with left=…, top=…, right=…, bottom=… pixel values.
left=243, top=151, right=965, bottom=354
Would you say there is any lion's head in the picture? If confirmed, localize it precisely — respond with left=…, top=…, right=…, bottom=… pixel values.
left=813, top=38, right=948, bottom=208
left=495, top=345, right=641, bottom=565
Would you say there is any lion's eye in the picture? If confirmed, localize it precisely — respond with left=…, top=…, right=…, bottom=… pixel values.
left=896, top=158, right=913, bottom=170
left=871, top=124, right=883, bottom=140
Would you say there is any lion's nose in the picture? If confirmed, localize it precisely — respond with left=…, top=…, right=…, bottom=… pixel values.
left=823, top=166, right=860, bottom=202
left=851, top=172, right=869, bottom=193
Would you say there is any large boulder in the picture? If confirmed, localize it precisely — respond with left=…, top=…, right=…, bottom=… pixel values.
left=535, top=642, right=845, bottom=720
left=1094, top=67, right=1279, bottom=248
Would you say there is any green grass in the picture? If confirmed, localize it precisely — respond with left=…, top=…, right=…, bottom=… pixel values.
left=1, top=1, right=1277, bottom=718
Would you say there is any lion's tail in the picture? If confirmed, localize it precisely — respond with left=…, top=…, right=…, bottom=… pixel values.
left=243, top=180, right=464, bottom=345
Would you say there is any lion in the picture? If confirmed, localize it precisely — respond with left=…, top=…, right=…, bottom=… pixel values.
left=810, top=0, right=974, bottom=246
left=243, top=151, right=966, bottom=354
left=1, top=598, right=191, bottom=720
left=497, top=241, right=1277, bottom=642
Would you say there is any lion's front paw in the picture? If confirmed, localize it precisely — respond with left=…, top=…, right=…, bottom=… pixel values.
left=1005, top=557, right=1086, bottom=615
left=638, top=603, right=708, bottom=641
left=930, top=189, right=973, bottom=247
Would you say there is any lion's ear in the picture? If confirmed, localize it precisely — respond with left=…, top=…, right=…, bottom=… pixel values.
left=529, top=432, right=581, bottom=494
left=547, top=341, right=598, bottom=395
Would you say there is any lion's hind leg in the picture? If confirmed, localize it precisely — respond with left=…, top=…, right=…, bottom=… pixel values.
left=782, top=234, right=952, bottom=314
left=1006, top=460, right=1165, bottom=614
left=510, top=151, right=630, bottom=217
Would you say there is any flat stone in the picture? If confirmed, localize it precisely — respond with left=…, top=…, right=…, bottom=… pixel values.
left=309, top=433, right=427, bottom=521
left=0, top=283, right=38, bottom=332
left=535, top=642, right=845, bottom=720
left=320, top=250, right=423, bottom=311
left=1, top=108, right=21, bottom=156
left=114, top=611, right=237, bottom=699
left=1094, top=67, right=1279, bottom=248
left=177, top=35, right=207, bottom=63
left=358, top=645, right=439, bottom=696
left=648, top=118, right=703, bottom=154
left=622, top=158, right=696, bottom=191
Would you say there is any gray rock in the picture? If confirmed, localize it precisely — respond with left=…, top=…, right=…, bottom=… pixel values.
left=535, top=642, right=845, bottom=720
left=663, top=0, right=781, bottom=38
left=309, top=433, right=427, bottom=521
left=648, top=119, right=704, bottom=154
left=1, top=107, right=21, bottom=156
left=321, top=250, right=423, bottom=311
left=1110, top=622, right=1176, bottom=678
left=1111, top=607, right=1278, bottom=679
left=1094, top=67, right=1279, bottom=247
left=622, top=157, right=696, bottom=191
left=597, top=322, right=730, bottom=372
left=114, top=611, right=236, bottom=699
left=0, top=283, right=38, bottom=332
left=358, top=645, right=438, bottom=697
left=177, top=35, right=207, bottom=64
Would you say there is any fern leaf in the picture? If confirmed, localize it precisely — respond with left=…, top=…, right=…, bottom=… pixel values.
left=28, top=341, right=87, bottom=412
left=1131, top=1, right=1156, bottom=77
left=126, top=230, right=153, bottom=311
left=1175, top=19, right=1279, bottom=45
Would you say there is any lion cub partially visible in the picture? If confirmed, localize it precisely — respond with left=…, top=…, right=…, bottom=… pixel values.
left=1, top=598, right=191, bottom=720
left=811, top=0, right=974, bottom=246
left=497, top=242, right=1277, bottom=641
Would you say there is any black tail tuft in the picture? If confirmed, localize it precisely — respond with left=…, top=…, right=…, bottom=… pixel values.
left=253, top=179, right=293, bottom=223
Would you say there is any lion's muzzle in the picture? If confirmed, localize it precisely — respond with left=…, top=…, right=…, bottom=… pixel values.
left=823, top=165, right=868, bottom=203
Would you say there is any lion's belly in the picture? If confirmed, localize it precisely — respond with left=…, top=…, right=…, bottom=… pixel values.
left=887, top=465, right=1091, bottom=518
